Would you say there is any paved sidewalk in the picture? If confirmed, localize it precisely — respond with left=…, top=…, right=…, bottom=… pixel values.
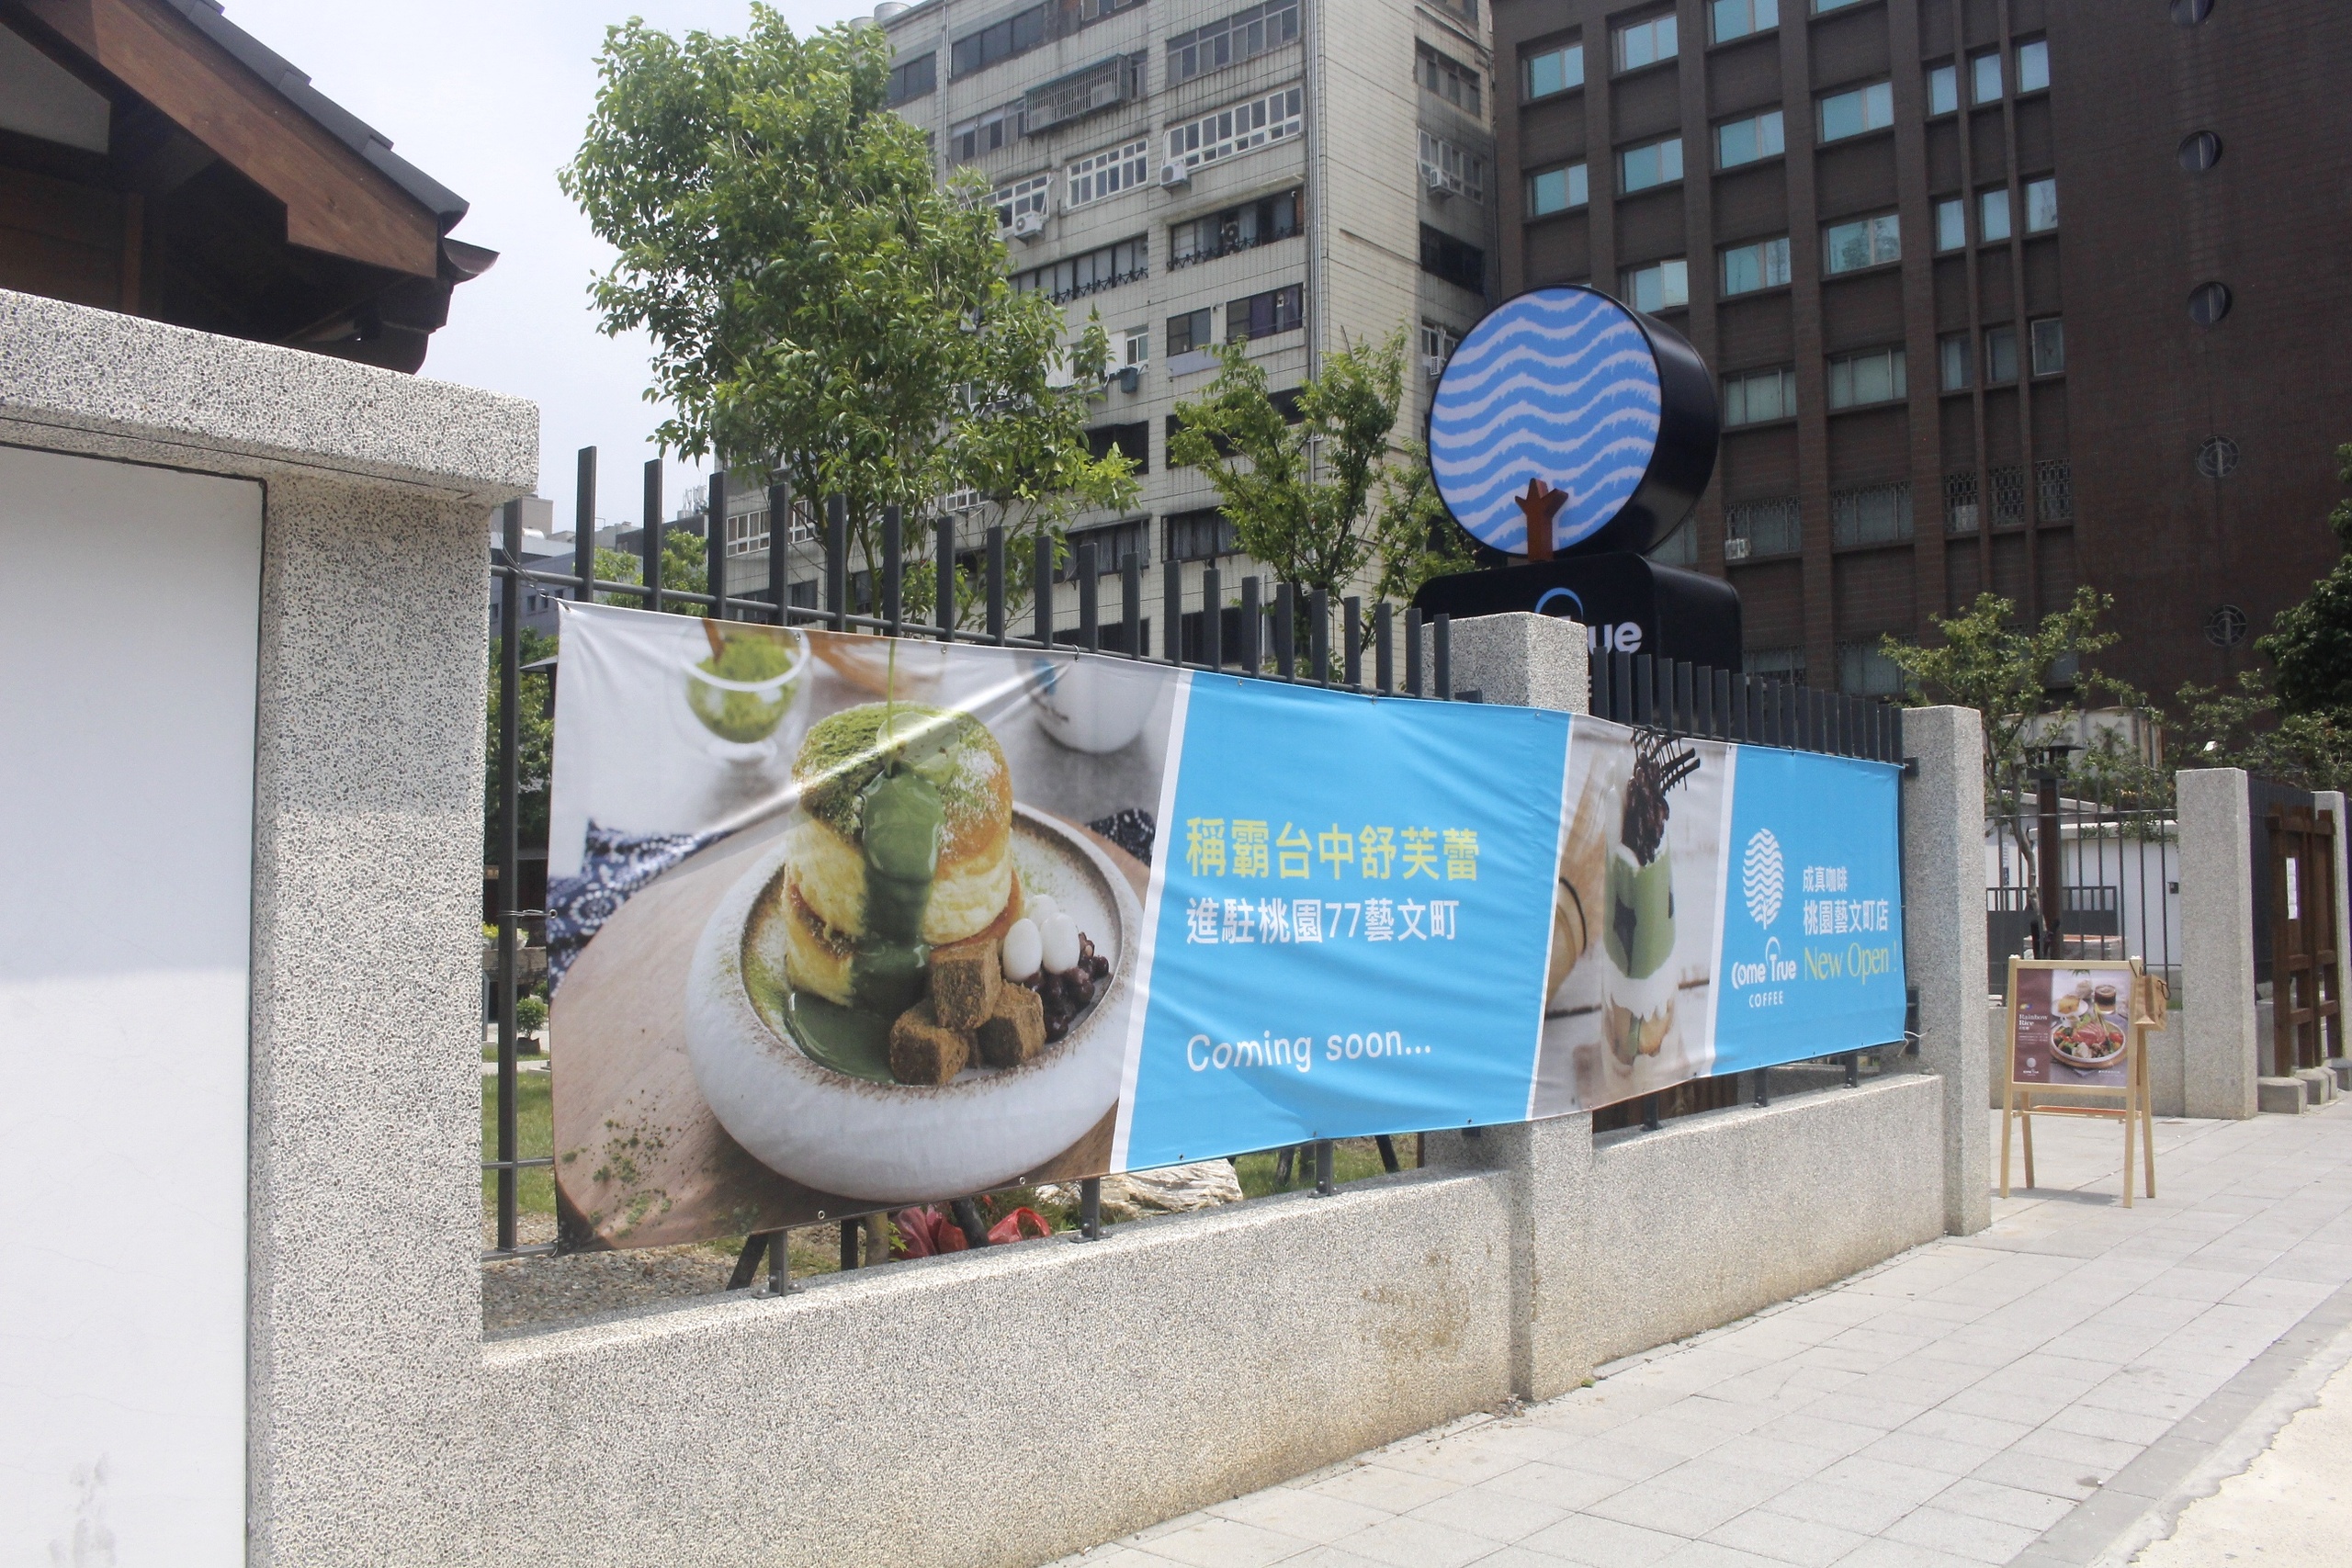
left=1057, top=1102, right=2352, bottom=1568
left=2131, top=1352, right=2352, bottom=1566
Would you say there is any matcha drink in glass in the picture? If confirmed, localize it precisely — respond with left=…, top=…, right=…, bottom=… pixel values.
left=683, top=623, right=809, bottom=761
left=1602, top=731, right=1702, bottom=1069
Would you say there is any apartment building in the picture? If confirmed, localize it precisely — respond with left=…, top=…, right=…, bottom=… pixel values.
left=706, top=0, right=1496, bottom=653
left=1487, top=0, right=2352, bottom=702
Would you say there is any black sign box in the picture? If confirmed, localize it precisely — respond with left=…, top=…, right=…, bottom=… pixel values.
left=1410, top=553, right=1744, bottom=671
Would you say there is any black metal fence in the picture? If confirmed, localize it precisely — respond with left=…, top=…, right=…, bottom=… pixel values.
left=1984, top=762, right=2178, bottom=998
left=486, top=446, right=1911, bottom=1270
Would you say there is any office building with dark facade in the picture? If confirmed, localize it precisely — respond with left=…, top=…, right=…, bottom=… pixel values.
left=1486, top=0, right=2352, bottom=703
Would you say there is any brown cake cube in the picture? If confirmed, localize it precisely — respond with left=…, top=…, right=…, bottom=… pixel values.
left=929, top=933, right=1002, bottom=1030
left=977, top=984, right=1047, bottom=1068
left=888, top=999, right=970, bottom=1086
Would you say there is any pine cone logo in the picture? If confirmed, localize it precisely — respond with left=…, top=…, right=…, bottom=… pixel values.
left=1743, top=829, right=1784, bottom=928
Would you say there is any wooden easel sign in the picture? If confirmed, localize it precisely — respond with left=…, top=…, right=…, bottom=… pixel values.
left=1999, top=957, right=2157, bottom=1205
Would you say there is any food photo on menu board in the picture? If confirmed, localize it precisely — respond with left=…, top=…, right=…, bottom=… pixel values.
left=2011, top=964, right=2136, bottom=1089
left=538, top=602, right=1905, bottom=1254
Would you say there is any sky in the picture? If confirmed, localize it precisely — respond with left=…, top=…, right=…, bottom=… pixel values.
left=219, top=0, right=872, bottom=534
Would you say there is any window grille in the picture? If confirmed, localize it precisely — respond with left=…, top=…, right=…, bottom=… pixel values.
left=1167, top=85, right=1303, bottom=171
left=1023, top=54, right=1142, bottom=136
left=1166, top=508, right=1239, bottom=561
left=1944, top=471, right=1979, bottom=534
left=1727, top=497, right=1802, bottom=556
left=1830, top=482, right=1913, bottom=547
left=1419, top=131, right=1487, bottom=202
left=1167, top=1, right=1299, bottom=86
left=1170, top=189, right=1300, bottom=266
left=1012, top=236, right=1148, bottom=303
left=2036, top=458, right=2073, bottom=521
left=1989, top=464, right=2026, bottom=525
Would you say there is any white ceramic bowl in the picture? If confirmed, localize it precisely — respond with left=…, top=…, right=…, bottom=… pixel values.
left=684, top=803, right=1137, bottom=1201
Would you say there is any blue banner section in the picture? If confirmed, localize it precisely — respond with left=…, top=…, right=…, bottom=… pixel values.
left=1711, top=747, right=1906, bottom=1075
left=1117, top=677, right=1572, bottom=1168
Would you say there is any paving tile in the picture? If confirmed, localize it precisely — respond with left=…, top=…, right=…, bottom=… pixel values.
left=1825, top=1539, right=1996, bottom=1568
left=1963, top=1445, right=2110, bottom=1501
left=1703, top=1434, right=1852, bottom=1480
left=1262, top=1549, right=1389, bottom=1568
left=1878, top=1505, right=2043, bottom=1564
left=1538, top=1437, right=1695, bottom=1484
left=1325, top=1516, right=1499, bottom=1568
left=1517, top=1512, right=1691, bottom=1566
left=1607, top=1414, right=1742, bottom=1460
left=1471, top=1461, right=1634, bottom=1514
left=1138, top=1515, right=1311, bottom=1568
left=1701, top=1507, right=1871, bottom=1568
left=1850, top=1431, right=1994, bottom=1478
left=1304, top=1463, right=1459, bottom=1515
left=1813, top=1456, right=1952, bottom=1507
left=1402, top=1486, right=1570, bottom=1544
left=1790, top=1393, right=1932, bottom=1433
left=1921, top=1475, right=2074, bottom=1532
left=1369, top=1439, right=1534, bottom=1488
left=2038, top=1401, right=2175, bottom=1446
left=1210, top=1488, right=1395, bottom=1544
left=1890, top=1407, right=2035, bottom=1450
left=1751, top=1413, right=1886, bottom=1458
left=1586, top=1483, right=1751, bottom=1538
left=1754, top=1480, right=1917, bottom=1536
left=1651, top=1541, right=1792, bottom=1568
left=1649, top=1459, right=1795, bottom=1513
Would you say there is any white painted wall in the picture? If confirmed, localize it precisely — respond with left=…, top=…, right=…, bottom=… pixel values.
left=0, top=446, right=260, bottom=1564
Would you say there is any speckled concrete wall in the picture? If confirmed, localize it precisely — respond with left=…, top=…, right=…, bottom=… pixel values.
left=479, top=1172, right=1514, bottom=1568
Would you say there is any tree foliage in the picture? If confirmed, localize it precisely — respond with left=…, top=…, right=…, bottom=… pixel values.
left=561, top=10, right=1132, bottom=626
left=1169, top=329, right=1408, bottom=600
left=594, top=535, right=709, bottom=612
left=486, top=626, right=558, bottom=859
left=1881, top=588, right=2129, bottom=791
left=1368, top=440, right=1478, bottom=610
left=2257, top=443, right=2352, bottom=716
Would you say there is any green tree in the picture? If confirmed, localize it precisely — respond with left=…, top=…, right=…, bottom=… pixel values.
left=594, top=532, right=708, bottom=612
left=2168, top=671, right=2352, bottom=795
left=2257, top=444, right=2352, bottom=715
left=561, top=11, right=1131, bottom=629
left=1168, top=328, right=1409, bottom=605
left=486, top=626, right=558, bottom=860
left=1368, top=440, right=1479, bottom=610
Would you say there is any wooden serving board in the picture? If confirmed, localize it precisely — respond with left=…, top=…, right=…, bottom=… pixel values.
left=549, top=813, right=1142, bottom=1251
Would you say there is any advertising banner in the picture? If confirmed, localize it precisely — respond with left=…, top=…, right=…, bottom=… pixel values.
left=546, top=604, right=1903, bottom=1250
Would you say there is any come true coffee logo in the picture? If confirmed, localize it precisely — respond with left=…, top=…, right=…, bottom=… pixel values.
left=1731, top=829, right=1794, bottom=1004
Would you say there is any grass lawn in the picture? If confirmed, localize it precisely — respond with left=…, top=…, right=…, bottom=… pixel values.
left=480, top=1068, right=555, bottom=1218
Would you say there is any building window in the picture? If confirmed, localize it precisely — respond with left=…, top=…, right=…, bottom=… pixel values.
left=1023, top=54, right=1145, bottom=136
left=1831, top=483, right=1914, bottom=546
left=1166, top=508, right=1239, bottom=561
left=1827, top=347, right=1906, bottom=409
left=1167, top=307, right=1215, bottom=355
left=1971, top=51, right=2003, bottom=104
left=2036, top=458, right=2073, bottom=520
left=1614, top=13, right=1679, bottom=73
left=1979, top=187, right=2012, bottom=243
left=1818, top=81, right=1894, bottom=143
left=1939, top=333, right=1971, bottom=391
left=1064, top=516, right=1150, bottom=579
left=992, top=173, right=1054, bottom=229
left=1746, top=646, right=1805, bottom=682
left=723, top=506, right=770, bottom=557
left=1927, top=62, right=1958, bottom=116
left=1167, top=1, right=1301, bottom=87
left=1648, top=518, right=1697, bottom=566
left=1813, top=0, right=1870, bottom=12
left=1723, top=367, right=1797, bottom=427
left=1984, top=325, right=2018, bottom=384
left=1619, top=136, right=1684, bottom=194
left=2018, top=38, right=2050, bottom=94
left=953, top=4, right=1047, bottom=79
left=1990, top=464, right=2026, bottom=525
left=1935, top=198, right=1966, bottom=252
left=1839, top=644, right=1905, bottom=696
left=1526, top=162, right=1589, bottom=216
left=2030, top=318, right=2065, bottom=377
left=1523, top=41, right=1584, bottom=100
left=2025, top=177, right=2058, bottom=233
left=1728, top=497, right=1802, bottom=557
left=950, top=103, right=1023, bottom=162
left=1171, top=189, right=1301, bottom=266
left=1621, top=258, right=1689, bottom=312
left=1417, top=44, right=1483, bottom=114
left=1823, top=211, right=1900, bottom=275
left=888, top=52, right=937, bottom=106
left=1421, top=319, right=1462, bottom=370
left=1081, top=424, right=1150, bottom=480
left=1011, top=235, right=1149, bottom=303
left=1122, top=325, right=1150, bottom=367
left=1944, top=471, right=1979, bottom=534
left=1712, top=0, right=1779, bottom=44
left=1167, top=85, right=1304, bottom=172
left=1716, top=109, right=1784, bottom=169
left=1420, top=132, right=1487, bottom=202
left=1066, top=141, right=1150, bottom=209
left=1420, top=224, right=1487, bottom=293
left=1227, top=283, right=1305, bottom=342
left=1720, top=236, right=1791, bottom=296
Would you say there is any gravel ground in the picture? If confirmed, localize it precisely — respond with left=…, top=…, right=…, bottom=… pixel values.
left=481, top=1213, right=741, bottom=1335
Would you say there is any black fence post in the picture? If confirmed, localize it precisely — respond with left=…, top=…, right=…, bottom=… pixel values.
left=840, top=1220, right=860, bottom=1270
left=1275, top=583, right=1296, bottom=680
left=824, top=496, right=847, bottom=631
left=1405, top=607, right=1423, bottom=696
left=936, top=517, right=956, bottom=641
left=1121, top=550, right=1141, bottom=658
left=641, top=457, right=664, bottom=615
left=1343, top=596, right=1363, bottom=688
left=707, top=468, right=729, bottom=618
left=574, top=446, right=597, bottom=602
left=1202, top=566, right=1223, bottom=669
left=494, top=498, right=522, bottom=1255
left=1310, top=589, right=1329, bottom=683
left=987, top=525, right=1007, bottom=644
left=1078, top=542, right=1099, bottom=652
left=769, top=481, right=792, bottom=625
left=1164, top=559, right=1182, bottom=665
left=1434, top=615, right=1452, bottom=700
left=1374, top=601, right=1394, bottom=694
left=1314, top=1139, right=1335, bottom=1196
left=1239, top=574, right=1260, bottom=671
left=1034, top=532, right=1056, bottom=647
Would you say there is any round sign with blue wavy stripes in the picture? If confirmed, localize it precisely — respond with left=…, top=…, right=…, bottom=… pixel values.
left=1429, top=287, right=1716, bottom=559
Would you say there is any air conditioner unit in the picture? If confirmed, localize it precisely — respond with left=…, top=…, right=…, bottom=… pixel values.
left=1159, top=160, right=1192, bottom=189
left=1010, top=209, right=1047, bottom=240
left=1723, top=536, right=1753, bottom=562
left=1422, top=354, right=1447, bottom=379
left=1422, top=164, right=1450, bottom=199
